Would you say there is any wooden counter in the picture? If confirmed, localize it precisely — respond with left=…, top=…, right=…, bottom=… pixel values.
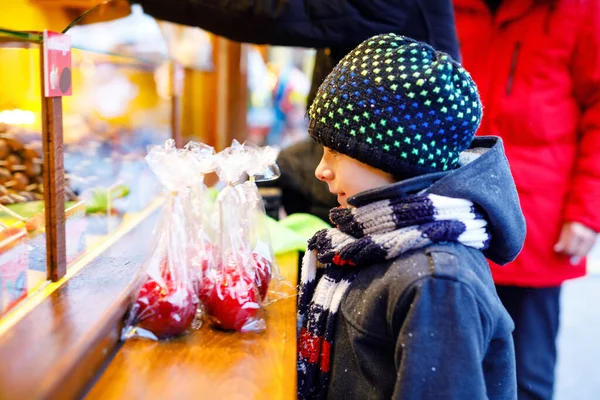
left=86, top=253, right=299, bottom=400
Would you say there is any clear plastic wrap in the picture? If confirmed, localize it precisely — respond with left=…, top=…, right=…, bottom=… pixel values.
left=199, top=141, right=265, bottom=332
left=241, top=144, right=292, bottom=305
left=183, top=141, right=217, bottom=302
left=122, top=139, right=212, bottom=340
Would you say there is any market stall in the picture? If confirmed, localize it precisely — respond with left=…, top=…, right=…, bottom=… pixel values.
left=0, top=1, right=302, bottom=399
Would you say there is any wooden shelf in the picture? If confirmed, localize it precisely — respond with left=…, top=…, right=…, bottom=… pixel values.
left=0, top=206, right=162, bottom=399
left=87, top=252, right=299, bottom=400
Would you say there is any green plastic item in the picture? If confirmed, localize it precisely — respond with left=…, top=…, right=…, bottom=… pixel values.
left=0, top=201, right=78, bottom=229
left=278, top=213, right=331, bottom=242
left=1, top=201, right=77, bottom=220
left=266, top=217, right=307, bottom=255
left=265, top=213, right=332, bottom=255
left=85, top=185, right=130, bottom=214
left=207, top=186, right=328, bottom=254
left=207, top=187, right=219, bottom=201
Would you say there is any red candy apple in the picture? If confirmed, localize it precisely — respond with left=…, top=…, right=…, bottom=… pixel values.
left=198, top=244, right=217, bottom=283
left=175, top=243, right=216, bottom=299
left=252, top=252, right=272, bottom=301
left=135, top=271, right=197, bottom=339
left=203, top=266, right=259, bottom=331
left=188, top=243, right=216, bottom=273
left=186, top=250, right=203, bottom=297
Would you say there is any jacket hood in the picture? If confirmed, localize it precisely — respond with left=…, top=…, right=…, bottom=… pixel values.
left=348, top=136, right=526, bottom=265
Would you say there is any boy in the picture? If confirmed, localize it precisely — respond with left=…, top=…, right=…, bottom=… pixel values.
left=297, top=34, right=526, bottom=399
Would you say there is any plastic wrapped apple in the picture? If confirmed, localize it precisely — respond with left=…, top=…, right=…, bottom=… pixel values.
left=199, top=252, right=237, bottom=302
left=121, top=140, right=217, bottom=341
left=208, top=140, right=268, bottom=333
left=135, top=269, right=198, bottom=340
left=188, top=242, right=216, bottom=297
left=252, top=252, right=272, bottom=301
left=203, top=259, right=260, bottom=331
left=198, top=243, right=217, bottom=275
left=241, top=144, right=288, bottom=305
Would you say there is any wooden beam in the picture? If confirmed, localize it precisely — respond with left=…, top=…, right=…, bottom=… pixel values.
left=214, top=38, right=248, bottom=150
left=171, top=62, right=184, bottom=147
left=214, top=37, right=229, bottom=151
left=40, top=48, right=67, bottom=281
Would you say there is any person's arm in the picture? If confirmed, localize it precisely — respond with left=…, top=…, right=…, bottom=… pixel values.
left=391, top=277, right=493, bottom=399
left=132, top=0, right=459, bottom=59
left=558, top=0, right=600, bottom=259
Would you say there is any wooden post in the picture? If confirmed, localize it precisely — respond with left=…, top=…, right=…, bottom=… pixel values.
left=214, top=38, right=248, bottom=150
left=171, top=61, right=184, bottom=147
left=40, top=41, right=67, bottom=282
left=214, top=37, right=230, bottom=151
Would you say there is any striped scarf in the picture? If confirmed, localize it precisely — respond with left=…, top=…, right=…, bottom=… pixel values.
left=297, top=193, right=491, bottom=399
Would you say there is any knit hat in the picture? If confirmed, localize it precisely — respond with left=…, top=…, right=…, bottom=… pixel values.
left=308, top=34, right=482, bottom=178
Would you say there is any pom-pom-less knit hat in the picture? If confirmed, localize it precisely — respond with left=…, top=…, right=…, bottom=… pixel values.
left=308, top=33, right=482, bottom=178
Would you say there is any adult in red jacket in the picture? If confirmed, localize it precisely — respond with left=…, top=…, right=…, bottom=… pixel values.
left=454, top=0, right=600, bottom=399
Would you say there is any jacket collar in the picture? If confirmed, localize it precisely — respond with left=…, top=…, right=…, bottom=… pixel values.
left=348, top=136, right=527, bottom=266
left=348, top=171, right=447, bottom=207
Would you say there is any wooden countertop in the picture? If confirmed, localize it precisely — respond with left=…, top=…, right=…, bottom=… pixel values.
left=0, top=206, right=163, bottom=400
left=86, top=253, right=299, bottom=400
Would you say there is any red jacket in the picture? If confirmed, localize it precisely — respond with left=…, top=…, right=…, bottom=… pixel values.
left=453, top=0, right=600, bottom=287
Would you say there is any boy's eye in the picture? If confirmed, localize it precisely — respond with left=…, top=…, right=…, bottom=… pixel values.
left=328, top=149, right=339, bottom=157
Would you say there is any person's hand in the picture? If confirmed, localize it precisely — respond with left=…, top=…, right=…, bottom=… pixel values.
left=554, top=222, right=598, bottom=265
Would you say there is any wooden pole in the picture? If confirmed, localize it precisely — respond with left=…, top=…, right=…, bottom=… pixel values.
left=40, top=41, right=67, bottom=282
left=171, top=61, right=184, bottom=147
left=214, top=38, right=248, bottom=151
left=214, top=37, right=230, bottom=151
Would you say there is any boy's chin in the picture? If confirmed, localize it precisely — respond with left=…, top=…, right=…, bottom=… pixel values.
left=337, top=193, right=348, bottom=207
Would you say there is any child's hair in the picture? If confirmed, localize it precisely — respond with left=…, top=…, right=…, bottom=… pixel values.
left=308, top=34, right=482, bottom=179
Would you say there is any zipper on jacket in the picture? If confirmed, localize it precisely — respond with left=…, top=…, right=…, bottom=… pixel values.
left=506, top=42, right=521, bottom=96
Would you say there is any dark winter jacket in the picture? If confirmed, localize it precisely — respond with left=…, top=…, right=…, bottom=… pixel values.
left=131, top=0, right=460, bottom=105
left=328, top=137, right=524, bottom=399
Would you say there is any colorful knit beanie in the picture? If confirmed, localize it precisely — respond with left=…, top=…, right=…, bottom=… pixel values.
left=308, top=33, right=482, bottom=178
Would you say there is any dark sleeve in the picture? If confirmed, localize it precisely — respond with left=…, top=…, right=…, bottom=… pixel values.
left=276, top=147, right=312, bottom=216
left=132, top=0, right=460, bottom=60
left=391, top=277, right=490, bottom=399
left=276, top=139, right=336, bottom=221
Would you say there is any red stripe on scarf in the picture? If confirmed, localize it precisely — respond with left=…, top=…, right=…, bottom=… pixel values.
left=332, top=254, right=356, bottom=266
left=299, top=327, right=322, bottom=364
left=320, top=339, right=332, bottom=373
left=299, top=327, right=333, bottom=374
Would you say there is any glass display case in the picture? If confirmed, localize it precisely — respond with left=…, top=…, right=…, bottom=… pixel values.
left=0, top=34, right=48, bottom=315
left=64, top=5, right=171, bottom=248
left=0, top=1, right=214, bottom=319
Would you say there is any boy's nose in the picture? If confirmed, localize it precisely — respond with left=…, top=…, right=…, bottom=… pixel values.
left=315, top=158, right=333, bottom=182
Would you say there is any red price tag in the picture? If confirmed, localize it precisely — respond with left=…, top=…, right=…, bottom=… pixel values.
left=43, top=31, right=72, bottom=97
